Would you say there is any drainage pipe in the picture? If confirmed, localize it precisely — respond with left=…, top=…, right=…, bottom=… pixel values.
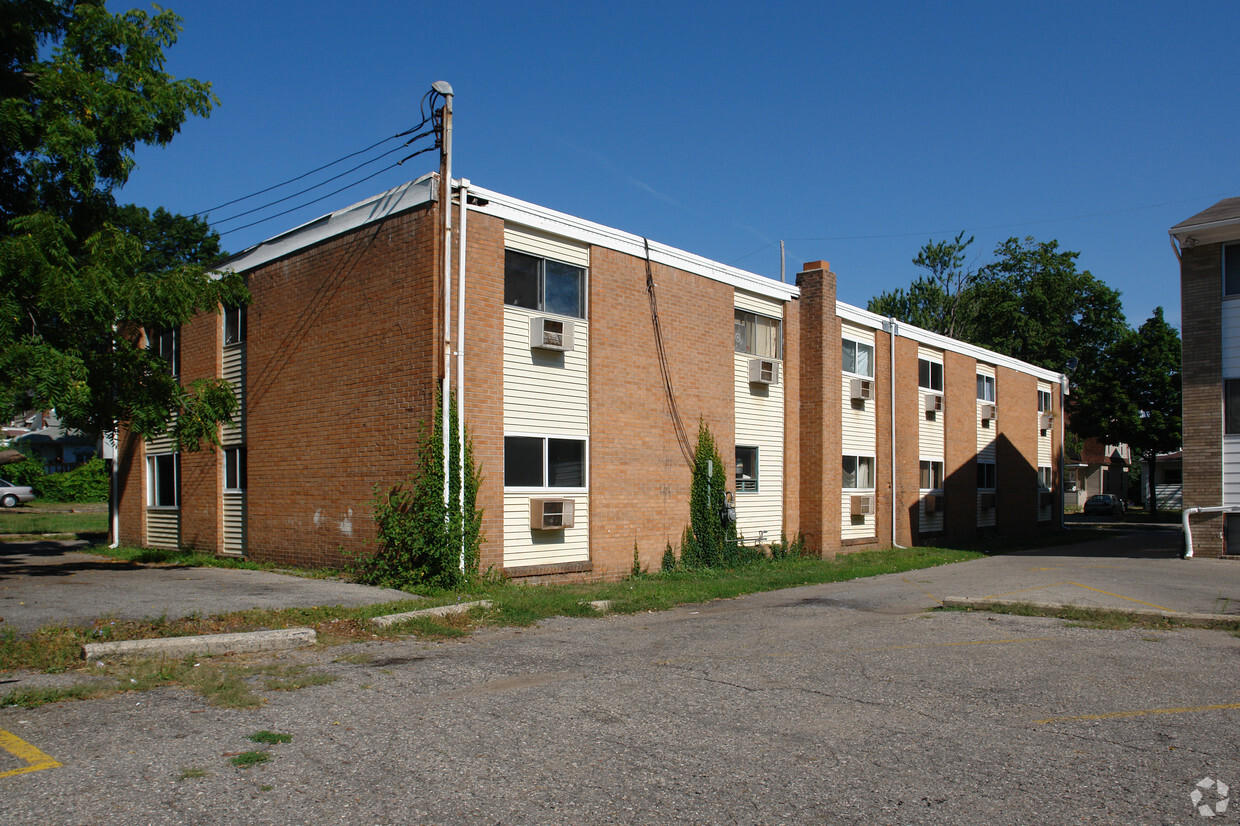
left=438, top=85, right=454, bottom=517
left=456, top=179, right=469, bottom=572
left=108, top=431, right=119, bottom=548
left=887, top=317, right=905, bottom=549
left=1182, top=505, right=1240, bottom=558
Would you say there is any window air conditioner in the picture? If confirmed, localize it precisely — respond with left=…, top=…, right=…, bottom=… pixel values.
left=748, top=358, right=780, bottom=385
left=529, top=317, right=575, bottom=352
left=1039, top=490, right=1053, bottom=507
left=980, top=403, right=996, bottom=421
left=850, top=378, right=875, bottom=401
left=1039, top=412, right=1052, bottom=431
left=979, top=492, right=997, bottom=510
left=924, top=393, right=944, bottom=413
left=923, top=493, right=940, bottom=514
left=530, top=498, right=575, bottom=530
left=850, top=494, right=876, bottom=516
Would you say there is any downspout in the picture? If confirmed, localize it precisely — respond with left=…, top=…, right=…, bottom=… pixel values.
left=438, top=86, right=454, bottom=517
left=888, top=317, right=905, bottom=548
left=1182, top=505, right=1240, bottom=559
left=1059, top=376, right=1066, bottom=530
left=456, top=179, right=469, bottom=572
left=108, top=431, right=119, bottom=548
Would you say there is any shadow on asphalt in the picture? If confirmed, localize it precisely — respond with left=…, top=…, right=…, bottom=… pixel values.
left=0, top=539, right=159, bottom=580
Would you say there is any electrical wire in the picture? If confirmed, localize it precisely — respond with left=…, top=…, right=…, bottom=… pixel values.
left=644, top=237, right=695, bottom=467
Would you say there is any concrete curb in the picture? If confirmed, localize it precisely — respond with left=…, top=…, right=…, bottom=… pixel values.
left=371, top=600, right=492, bottom=628
left=940, top=597, right=1240, bottom=628
left=83, top=627, right=317, bottom=661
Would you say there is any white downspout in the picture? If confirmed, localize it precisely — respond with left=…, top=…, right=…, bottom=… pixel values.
left=108, top=430, right=119, bottom=548
left=1059, top=376, right=1066, bottom=530
left=888, top=318, right=905, bottom=548
left=1182, top=505, right=1240, bottom=558
left=456, top=179, right=469, bottom=572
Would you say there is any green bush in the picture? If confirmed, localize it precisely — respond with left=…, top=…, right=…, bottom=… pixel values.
left=3, top=455, right=108, bottom=502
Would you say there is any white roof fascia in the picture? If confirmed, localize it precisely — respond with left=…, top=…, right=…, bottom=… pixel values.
left=837, top=300, right=1064, bottom=384
left=468, top=185, right=798, bottom=303
left=219, top=175, right=438, bottom=274
left=1168, top=218, right=1240, bottom=245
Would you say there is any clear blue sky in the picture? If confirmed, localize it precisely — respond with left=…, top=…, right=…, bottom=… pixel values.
left=116, top=0, right=1240, bottom=332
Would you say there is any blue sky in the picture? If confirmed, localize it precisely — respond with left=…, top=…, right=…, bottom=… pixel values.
left=117, top=0, right=1240, bottom=331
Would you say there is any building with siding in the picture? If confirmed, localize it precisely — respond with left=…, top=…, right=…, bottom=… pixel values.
left=1171, top=197, right=1240, bottom=556
left=114, top=175, right=1065, bottom=579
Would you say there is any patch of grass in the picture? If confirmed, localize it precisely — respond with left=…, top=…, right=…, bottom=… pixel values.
left=1, top=684, right=98, bottom=708
left=178, top=768, right=208, bottom=781
left=0, top=507, right=107, bottom=540
left=332, top=652, right=374, bottom=665
left=230, top=750, right=270, bottom=768
left=262, top=672, right=337, bottom=692
left=249, top=730, right=292, bottom=745
left=941, top=602, right=1240, bottom=633
left=0, top=626, right=91, bottom=673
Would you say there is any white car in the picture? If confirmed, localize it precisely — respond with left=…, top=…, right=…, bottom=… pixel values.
left=0, top=478, right=35, bottom=508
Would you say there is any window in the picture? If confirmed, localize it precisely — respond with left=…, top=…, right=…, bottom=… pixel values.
left=918, top=359, right=943, bottom=391
left=842, top=455, right=875, bottom=489
left=1227, top=380, right=1240, bottom=434
left=976, top=374, right=995, bottom=402
left=977, top=462, right=996, bottom=489
left=1226, top=242, right=1240, bottom=297
left=504, top=250, right=585, bottom=318
left=224, top=304, right=247, bottom=345
left=919, top=460, right=944, bottom=490
left=842, top=338, right=874, bottom=377
left=1038, top=467, right=1052, bottom=490
left=735, top=446, right=758, bottom=492
left=225, top=447, right=247, bottom=491
left=1038, top=390, right=1052, bottom=412
left=150, top=327, right=179, bottom=376
left=1162, top=468, right=1183, bottom=485
left=734, top=310, right=781, bottom=359
left=504, top=436, right=586, bottom=488
left=147, top=453, right=179, bottom=507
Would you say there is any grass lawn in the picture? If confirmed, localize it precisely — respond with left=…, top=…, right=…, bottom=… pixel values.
left=0, top=502, right=107, bottom=540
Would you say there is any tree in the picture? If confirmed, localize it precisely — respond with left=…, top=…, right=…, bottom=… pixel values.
left=1074, top=308, right=1181, bottom=513
left=0, top=1, right=246, bottom=450
left=869, top=232, right=978, bottom=340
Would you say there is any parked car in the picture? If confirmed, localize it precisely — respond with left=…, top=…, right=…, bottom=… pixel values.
left=1083, top=493, right=1125, bottom=515
left=0, top=478, right=35, bottom=508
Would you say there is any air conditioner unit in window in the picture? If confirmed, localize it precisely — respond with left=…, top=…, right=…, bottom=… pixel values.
left=850, top=494, right=876, bottom=516
left=924, top=393, right=944, bottom=413
left=748, top=358, right=780, bottom=385
left=530, top=498, right=575, bottom=530
left=850, top=378, right=875, bottom=401
left=980, top=403, right=996, bottom=421
left=1039, top=412, right=1052, bottom=431
left=1039, top=490, right=1053, bottom=507
left=529, top=317, right=575, bottom=352
left=923, top=494, right=940, bottom=514
left=979, top=492, right=997, bottom=510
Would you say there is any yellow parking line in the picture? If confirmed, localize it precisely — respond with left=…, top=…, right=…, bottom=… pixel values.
left=0, top=729, right=62, bottom=779
left=1035, top=702, right=1240, bottom=725
left=901, top=576, right=942, bottom=605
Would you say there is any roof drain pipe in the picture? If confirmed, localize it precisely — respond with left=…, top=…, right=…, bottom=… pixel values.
left=437, top=83, right=454, bottom=527
left=456, top=179, right=469, bottom=573
left=1182, top=505, right=1240, bottom=558
left=887, top=317, right=905, bottom=549
left=107, top=431, right=119, bottom=548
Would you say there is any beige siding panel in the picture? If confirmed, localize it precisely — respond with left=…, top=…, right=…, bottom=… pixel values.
left=977, top=493, right=996, bottom=528
left=223, top=491, right=245, bottom=555
left=504, top=224, right=590, bottom=268
left=841, top=490, right=876, bottom=540
left=146, top=509, right=179, bottom=550
left=734, top=352, right=783, bottom=544
left=919, top=496, right=944, bottom=534
left=502, top=493, right=589, bottom=567
left=146, top=411, right=177, bottom=454
left=503, top=306, right=589, bottom=438
left=1224, top=300, right=1240, bottom=375
left=221, top=343, right=245, bottom=448
left=734, top=289, right=783, bottom=317
left=841, top=372, right=877, bottom=453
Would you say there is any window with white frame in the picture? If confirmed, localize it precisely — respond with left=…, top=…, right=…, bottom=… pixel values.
left=919, top=460, right=944, bottom=490
left=1225, top=242, right=1240, bottom=297
left=147, top=453, right=180, bottom=507
left=918, top=359, right=943, bottom=391
left=977, top=462, right=996, bottom=490
left=842, top=338, right=874, bottom=377
left=1037, top=389, right=1052, bottom=412
left=150, top=327, right=179, bottom=376
left=224, top=304, right=247, bottom=345
left=734, top=311, right=781, bottom=359
left=1038, top=466, right=1052, bottom=490
left=976, top=373, right=995, bottom=402
left=735, top=446, right=758, bottom=492
left=504, top=250, right=585, bottom=318
left=504, top=436, right=586, bottom=488
left=842, top=455, right=875, bottom=489
left=225, top=447, right=246, bottom=491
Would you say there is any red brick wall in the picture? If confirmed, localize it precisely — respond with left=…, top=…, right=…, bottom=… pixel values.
left=243, top=205, right=440, bottom=568
left=893, top=334, right=922, bottom=546
left=794, top=262, right=841, bottom=557
left=179, top=309, right=223, bottom=551
left=589, top=248, right=735, bottom=578
left=1181, top=244, right=1224, bottom=556
left=115, top=427, right=146, bottom=546
left=872, top=323, right=893, bottom=549
left=995, top=366, right=1037, bottom=536
left=943, top=350, right=979, bottom=542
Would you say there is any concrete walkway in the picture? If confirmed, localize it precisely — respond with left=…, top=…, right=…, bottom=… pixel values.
left=0, top=540, right=410, bottom=634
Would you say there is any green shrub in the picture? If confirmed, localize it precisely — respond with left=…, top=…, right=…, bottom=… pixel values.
left=660, top=541, right=676, bottom=572
left=4, top=455, right=109, bottom=502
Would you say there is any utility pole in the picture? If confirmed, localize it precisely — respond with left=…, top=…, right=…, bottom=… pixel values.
left=435, top=81, right=454, bottom=527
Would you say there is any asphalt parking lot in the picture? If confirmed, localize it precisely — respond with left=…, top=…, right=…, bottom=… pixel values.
left=2, top=527, right=1239, bottom=824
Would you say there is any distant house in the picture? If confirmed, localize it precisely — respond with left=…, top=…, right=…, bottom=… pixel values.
left=1065, top=437, right=1131, bottom=509
left=1171, top=196, right=1240, bottom=556
left=1138, top=451, right=1182, bottom=510
left=12, top=410, right=97, bottom=473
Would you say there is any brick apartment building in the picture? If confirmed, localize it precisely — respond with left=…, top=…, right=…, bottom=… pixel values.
left=114, top=174, right=1065, bottom=580
left=1171, top=197, right=1240, bottom=557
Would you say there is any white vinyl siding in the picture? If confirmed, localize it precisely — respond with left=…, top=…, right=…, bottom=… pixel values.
left=734, top=292, right=784, bottom=543
left=918, top=347, right=946, bottom=534
left=146, top=411, right=176, bottom=455
left=1225, top=437, right=1240, bottom=506
left=502, top=233, right=590, bottom=568
left=223, top=491, right=245, bottom=555
left=841, top=322, right=878, bottom=539
left=221, top=340, right=245, bottom=447
left=1037, top=381, right=1054, bottom=522
left=1223, top=300, right=1240, bottom=375
left=976, top=365, right=996, bottom=527
left=146, top=509, right=179, bottom=550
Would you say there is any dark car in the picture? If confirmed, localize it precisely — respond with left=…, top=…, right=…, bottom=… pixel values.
left=1083, top=493, right=1125, bottom=515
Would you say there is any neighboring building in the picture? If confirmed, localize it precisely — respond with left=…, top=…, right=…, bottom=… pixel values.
left=1064, top=437, right=1131, bottom=509
left=11, top=410, right=97, bottom=472
left=114, top=175, right=1065, bottom=579
left=1138, top=451, right=1182, bottom=510
left=1172, top=198, right=1240, bottom=557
